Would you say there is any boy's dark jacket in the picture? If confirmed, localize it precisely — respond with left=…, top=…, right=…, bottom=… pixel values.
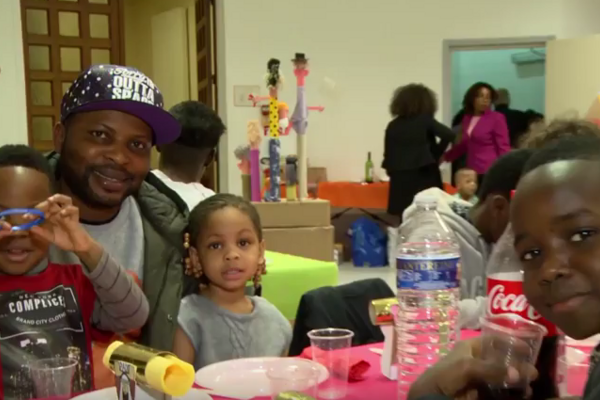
left=47, top=152, right=197, bottom=351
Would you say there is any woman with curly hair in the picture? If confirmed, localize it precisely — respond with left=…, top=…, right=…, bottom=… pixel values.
left=382, top=83, right=455, bottom=221
left=443, top=82, right=510, bottom=185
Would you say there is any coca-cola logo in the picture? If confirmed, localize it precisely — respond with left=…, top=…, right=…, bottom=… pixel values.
left=488, top=284, right=542, bottom=321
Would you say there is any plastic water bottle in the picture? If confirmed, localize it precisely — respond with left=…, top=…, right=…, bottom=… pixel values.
left=395, top=195, right=461, bottom=398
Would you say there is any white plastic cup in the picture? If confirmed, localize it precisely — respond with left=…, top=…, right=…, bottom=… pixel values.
left=29, top=357, right=77, bottom=399
left=267, top=358, right=319, bottom=399
left=307, top=328, right=354, bottom=399
left=479, top=314, right=547, bottom=397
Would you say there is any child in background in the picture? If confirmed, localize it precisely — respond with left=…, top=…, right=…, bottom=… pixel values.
left=0, top=145, right=148, bottom=399
left=453, top=168, right=478, bottom=204
left=173, top=194, right=291, bottom=370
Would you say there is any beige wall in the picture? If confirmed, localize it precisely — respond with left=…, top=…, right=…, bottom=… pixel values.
left=218, top=0, right=600, bottom=196
left=0, top=0, right=28, bottom=145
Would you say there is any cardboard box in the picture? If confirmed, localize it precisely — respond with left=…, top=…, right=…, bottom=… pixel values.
left=308, top=167, right=327, bottom=184
left=253, top=199, right=330, bottom=228
left=264, top=226, right=334, bottom=261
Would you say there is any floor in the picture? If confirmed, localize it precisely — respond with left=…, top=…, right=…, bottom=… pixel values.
left=337, top=262, right=395, bottom=291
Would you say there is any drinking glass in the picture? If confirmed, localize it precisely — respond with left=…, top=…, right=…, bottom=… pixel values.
left=477, top=314, right=547, bottom=400
left=29, top=357, right=77, bottom=400
left=558, top=347, right=590, bottom=397
left=307, top=328, right=354, bottom=399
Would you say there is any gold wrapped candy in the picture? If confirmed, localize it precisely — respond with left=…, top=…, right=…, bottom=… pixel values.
left=369, top=297, right=398, bottom=326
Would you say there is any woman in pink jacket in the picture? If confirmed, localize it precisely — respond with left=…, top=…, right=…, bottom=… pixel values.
left=443, top=82, right=510, bottom=185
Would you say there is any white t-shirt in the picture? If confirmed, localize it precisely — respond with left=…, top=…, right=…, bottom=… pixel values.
left=151, top=170, right=215, bottom=211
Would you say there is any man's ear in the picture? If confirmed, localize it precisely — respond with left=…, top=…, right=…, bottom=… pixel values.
left=490, top=194, right=510, bottom=216
left=52, top=122, right=66, bottom=153
left=204, top=149, right=216, bottom=167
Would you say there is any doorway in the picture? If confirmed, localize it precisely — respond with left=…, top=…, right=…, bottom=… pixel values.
left=450, top=47, right=546, bottom=119
left=440, top=36, right=554, bottom=182
left=442, top=36, right=554, bottom=125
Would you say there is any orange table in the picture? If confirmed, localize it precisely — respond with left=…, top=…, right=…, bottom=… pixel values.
left=317, top=181, right=389, bottom=209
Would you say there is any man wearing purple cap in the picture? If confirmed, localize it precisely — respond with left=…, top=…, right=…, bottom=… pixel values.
left=47, top=64, right=194, bottom=351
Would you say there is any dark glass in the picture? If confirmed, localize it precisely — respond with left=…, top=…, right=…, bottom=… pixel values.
left=529, top=335, right=560, bottom=400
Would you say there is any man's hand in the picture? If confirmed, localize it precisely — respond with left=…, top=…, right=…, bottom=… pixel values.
left=408, top=337, right=537, bottom=400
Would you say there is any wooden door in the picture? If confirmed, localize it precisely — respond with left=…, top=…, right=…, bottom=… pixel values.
left=21, top=0, right=124, bottom=151
left=545, top=34, right=600, bottom=120
left=195, top=0, right=218, bottom=191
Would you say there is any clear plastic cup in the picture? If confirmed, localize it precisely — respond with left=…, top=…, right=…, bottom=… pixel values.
left=267, top=358, right=319, bottom=399
left=29, top=357, right=77, bottom=400
left=307, top=328, right=354, bottom=400
left=558, top=347, right=590, bottom=397
left=478, top=314, right=547, bottom=399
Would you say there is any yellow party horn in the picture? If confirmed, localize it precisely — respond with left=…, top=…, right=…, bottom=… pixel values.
left=103, top=341, right=195, bottom=397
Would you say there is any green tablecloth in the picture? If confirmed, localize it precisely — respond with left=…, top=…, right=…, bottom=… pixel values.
left=261, top=251, right=338, bottom=320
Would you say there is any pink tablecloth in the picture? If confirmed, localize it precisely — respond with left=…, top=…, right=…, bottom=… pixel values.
left=210, top=331, right=481, bottom=400
left=210, top=330, right=593, bottom=400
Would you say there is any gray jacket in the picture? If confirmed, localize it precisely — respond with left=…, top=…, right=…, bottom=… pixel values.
left=46, top=152, right=195, bottom=351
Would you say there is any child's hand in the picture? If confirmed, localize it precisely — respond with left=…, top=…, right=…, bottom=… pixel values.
left=30, top=194, right=93, bottom=253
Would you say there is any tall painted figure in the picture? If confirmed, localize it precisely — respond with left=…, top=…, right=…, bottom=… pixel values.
left=290, top=53, right=324, bottom=199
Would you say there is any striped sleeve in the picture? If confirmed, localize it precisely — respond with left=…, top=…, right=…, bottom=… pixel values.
left=87, top=250, right=149, bottom=333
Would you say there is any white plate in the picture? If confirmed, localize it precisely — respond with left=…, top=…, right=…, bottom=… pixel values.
left=195, top=357, right=329, bottom=398
left=72, top=387, right=212, bottom=400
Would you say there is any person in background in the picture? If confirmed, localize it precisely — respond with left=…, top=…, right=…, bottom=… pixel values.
left=494, top=88, right=530, bottom=147
left=48, top=64, right=196, bottom=387
left=521, top=118, right=600, bottom=149
left=153, top=101, right=226, bottom=210
left=173, top=194, right=291, bottom=370
left=408, top=134, right=600, bottom=400
left=453, top=168, right=478, bottom=205
left=402, top=149, right=532, bottom=320
left=382, top=84, right=455, bottom=224
left=0, top=145, right=148, bottom=398
left=443, top=82, right=510, bottom=185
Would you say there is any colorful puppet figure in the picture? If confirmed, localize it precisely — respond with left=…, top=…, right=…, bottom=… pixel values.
left=247, top=120, right=262, bottom=201
left=249, top=58, right=285, bottom=202
left=290, top=53, right=324, bottom=199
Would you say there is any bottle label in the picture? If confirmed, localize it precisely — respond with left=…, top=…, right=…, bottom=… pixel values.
left=487, top=276, right=558, bottom=336
left=396, top=256, right=460, bottom=290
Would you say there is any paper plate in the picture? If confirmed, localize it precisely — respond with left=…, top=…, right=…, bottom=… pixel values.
left=195, top=357, right=328, bottom=398
left=72, top=387, right=212, bottom=400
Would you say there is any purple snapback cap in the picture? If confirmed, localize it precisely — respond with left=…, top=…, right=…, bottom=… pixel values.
left=60, top=64, right=181, bottom=145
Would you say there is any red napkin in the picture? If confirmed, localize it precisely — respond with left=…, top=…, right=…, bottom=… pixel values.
left=300, top=346, right=370, bottom=382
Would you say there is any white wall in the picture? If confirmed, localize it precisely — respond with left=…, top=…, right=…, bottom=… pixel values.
left=451, top=48, right=546, bottom=117
left=0, top=0, right=28, bottom=145
left=217, top=0, right=600, bottom=195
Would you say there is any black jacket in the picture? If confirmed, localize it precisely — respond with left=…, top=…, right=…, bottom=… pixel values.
left=382, top=115, right=455, bottom=173
left=495, top=104, right=529, bottom=147
left=289, top=278, right=394, bottom=356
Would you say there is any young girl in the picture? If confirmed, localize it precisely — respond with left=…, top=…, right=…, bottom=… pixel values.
left=173, top=194, right=292, bottom=370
